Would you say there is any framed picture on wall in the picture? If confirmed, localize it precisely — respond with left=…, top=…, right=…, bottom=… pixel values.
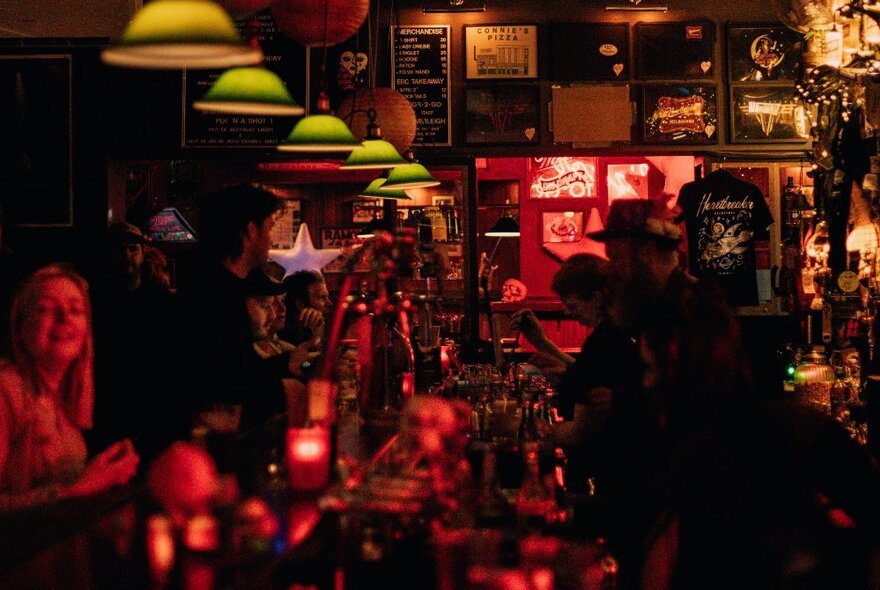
left=635, top=20, right=716, bottom=79
left=541, top=211, right=584, bottom=243
left=465, top=85, right=540, bottom=144
left=729, top=84, right=811, bottom=143
left=465, top=24, right=538, bottom=79
left=551, top=23, right=629, bottom=81
left=0, top=54, right=72, bottom=227
left=726, top=24, right=804, bottom=82
left=642, top=84, right=718, bottom=144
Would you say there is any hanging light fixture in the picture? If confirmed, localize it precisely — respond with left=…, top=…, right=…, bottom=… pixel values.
left=276, top=92, right=362, bottom=152
left=275, top=0, right=361, bottom=153
left=485, top=205, right=520, bottom=237
left=101, top=0, right=263, bottom=69
left=357, top=217, right=395, bottom=238
left=193, top=66, right=305, bottom=115
left=380, top=151, right=440, bottom=190
left=358, top=178, right=412, bottom=201
left=339, top=110, right=408, bottom=170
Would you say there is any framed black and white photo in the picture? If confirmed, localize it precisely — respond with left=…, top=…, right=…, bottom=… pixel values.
left=465, top=85, right=540, bottom=144
left=727, top=24, right=804, bottom=82
left=465, top=24, right=538, bottom=79
left=729, top=84, right=811, bottom=143
left=643, top=84, right=718, bottom=144
left=635, top=20, right=716, bottom=80
left=0, top=54, right=72, bottom=227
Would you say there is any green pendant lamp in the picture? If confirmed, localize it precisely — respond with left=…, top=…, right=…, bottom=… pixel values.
left=358, top=178, right=412, bottom=201
left=193, top=66, right=305, bottom=115
left=339, top=109, right=407, bottom=170
left=101, top=0, right=263, bottom=69
left=485, top=209, right=520, bottom=237
left=356, top=217, right=395, bottom=238
left=277, top=91, right=362, bottom=153
left=380, top=151, right=440, bottom=190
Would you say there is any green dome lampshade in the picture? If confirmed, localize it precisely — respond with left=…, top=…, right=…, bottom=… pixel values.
left=193, top=67, right=305, bottom=115
left=381, top=162, right=440, bottom=190
left=101, top=0, right=263, bottom=69
left=358, top=178, right=411, bottom=201
left=339, top=139, right=408, bottom=170
left=485, top=214, right=520, bottom=237
left=276, top=114, right=363, bottom=153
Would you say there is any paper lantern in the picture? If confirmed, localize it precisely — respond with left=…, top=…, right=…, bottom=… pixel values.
left=216, top=0, right=273, bottom=19
left=271, top=0, right=368, bottom=47
left=337, top=87, right=418, bottom=155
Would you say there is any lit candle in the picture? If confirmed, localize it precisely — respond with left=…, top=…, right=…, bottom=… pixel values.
left=146, top=514, right=175, bottom=583
left=286, top=425, right=332, bottom=491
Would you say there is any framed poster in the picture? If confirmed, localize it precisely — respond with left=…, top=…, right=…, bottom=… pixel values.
left=727, top=24, right=804, bottom=82
left=729, top=85, right=811, bottom=143
left=465, top=86, right=540, bottom=144
left=635, top=21, right=716, bottom=80
left=541, top=211, right=584, bottom=243
left=465, top=24, right=538, bottom=79
left=320, top=227, right=369, bottom=274
left=551, top=23, right=629, bottom=81
left=183, top=10, right=307, bottom=148
left=643, top=85, right=718, bottom=144
left=0, top=54, right=72, bottom=227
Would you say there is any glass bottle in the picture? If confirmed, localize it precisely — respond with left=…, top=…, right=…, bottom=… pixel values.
left=517, top=441, right=552, bottom=526
left=517, top=395, right=539, bottom=443
left=793, top=346, right=835, bottom=412
left=476, top=443, right=511, bottom=526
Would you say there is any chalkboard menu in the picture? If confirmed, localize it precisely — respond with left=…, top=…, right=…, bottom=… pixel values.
left=392, top=25, right=451, bottom=146
left=182, top=11, right=307, bottom=148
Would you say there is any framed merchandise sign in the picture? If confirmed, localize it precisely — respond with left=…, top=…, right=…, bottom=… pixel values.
left=465, top=85, right=540, bottom=144
left=727, top=24, right=803, bottom=82
left=729, top=85, right=811, bottom=143
left=635, top=20, right=715, bottom=80
left=643, top=84, right=718, bottom=144
left=392, top=25, right=452, bottom=146
left=465, top=24, right=538, bottom=79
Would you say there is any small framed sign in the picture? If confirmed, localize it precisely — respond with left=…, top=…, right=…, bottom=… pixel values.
left=551, top=23, right=629, bottom=81
left=726, top=24, right=804, bottom=82
left=541, top=211, right=584, bottom=243
left=465, top=85, right=540, bottom=144
left=643, top=84, right=718, bottom=144
left=635, top=20, right=716, bottom=80
left=729, top=84, right=811, bottom=143
left=465, top=24, right=538, bottom=79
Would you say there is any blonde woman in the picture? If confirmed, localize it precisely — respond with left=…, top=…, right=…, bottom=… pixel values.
left=0, top=264, right=139, bottom=510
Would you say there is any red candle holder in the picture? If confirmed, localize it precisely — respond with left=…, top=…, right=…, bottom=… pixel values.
left=286, top=425, right=332, bottom=491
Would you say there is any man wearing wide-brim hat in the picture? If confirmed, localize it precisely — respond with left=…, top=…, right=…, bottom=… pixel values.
left=587, top=198, right=692, bottom=334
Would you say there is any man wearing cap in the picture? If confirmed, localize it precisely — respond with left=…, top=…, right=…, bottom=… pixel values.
left=177, top=184, right=308, bottom=431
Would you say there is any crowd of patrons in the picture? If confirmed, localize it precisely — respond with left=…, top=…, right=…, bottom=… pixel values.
left=2, top=187, right=880, bottom=588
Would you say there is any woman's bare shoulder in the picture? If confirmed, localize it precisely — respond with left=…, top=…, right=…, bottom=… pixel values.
left=0, top=360, right=30, bottom=410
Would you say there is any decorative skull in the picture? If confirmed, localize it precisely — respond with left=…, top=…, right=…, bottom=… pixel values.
left=501, top=278, right=527, bottom=303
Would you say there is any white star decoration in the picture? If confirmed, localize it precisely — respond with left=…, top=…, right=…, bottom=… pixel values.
left=269, top=223, right=342, bottom=278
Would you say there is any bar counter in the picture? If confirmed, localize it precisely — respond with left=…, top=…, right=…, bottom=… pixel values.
left=0, top=403, right=613, bottom=590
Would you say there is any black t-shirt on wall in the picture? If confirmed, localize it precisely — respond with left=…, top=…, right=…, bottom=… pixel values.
left=676, top=170, right=774, bottom=306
